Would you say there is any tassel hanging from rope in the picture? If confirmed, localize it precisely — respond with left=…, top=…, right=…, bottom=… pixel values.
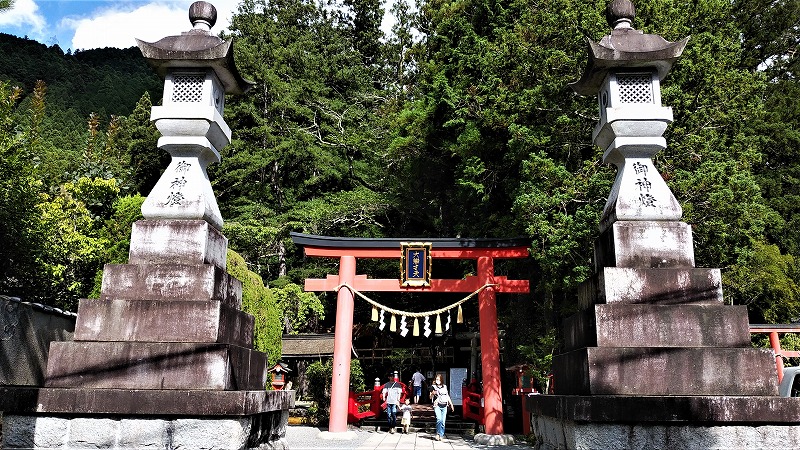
left=371, top=306, right=378, bottom=321
left=390, top=314, right=397, bottom=332
left=457, top=305, right=463, bottom=324
left=413, top=318, right=420, bottom=336
left=435, top=314, right=442, bottom=334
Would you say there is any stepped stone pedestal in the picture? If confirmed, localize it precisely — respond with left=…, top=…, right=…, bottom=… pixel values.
left=1, top=220, right=292, bottom=449
left=527, top=2, right=800, bottom=449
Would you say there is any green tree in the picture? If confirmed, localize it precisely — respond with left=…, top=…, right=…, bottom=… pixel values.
left=217, top=0, right=391, bottom=283
left=0, top=81, right=45, bottom=297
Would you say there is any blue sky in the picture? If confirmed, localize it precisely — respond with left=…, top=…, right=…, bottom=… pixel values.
left=0, top=0, right=397, bottom=52
left=0, top=0, right=241, bottom=51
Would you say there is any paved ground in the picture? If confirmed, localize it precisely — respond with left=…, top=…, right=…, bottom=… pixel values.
left=285, top=425, right=536, bottom=450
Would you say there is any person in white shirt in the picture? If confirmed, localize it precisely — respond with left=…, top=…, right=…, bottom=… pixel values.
left=411, top=369, right=426, bottom=404
left=381, top=373, right=403, bottom=433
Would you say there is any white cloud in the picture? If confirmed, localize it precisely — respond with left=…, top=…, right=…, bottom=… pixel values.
left=0, top=0, right=46, bottom=38
left=63, top=0, right=240, bottom=51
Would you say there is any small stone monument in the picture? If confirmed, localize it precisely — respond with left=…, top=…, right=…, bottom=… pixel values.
left=1, top=3, right=292, bottom=449
left=527, top=1, right=800, bottom=448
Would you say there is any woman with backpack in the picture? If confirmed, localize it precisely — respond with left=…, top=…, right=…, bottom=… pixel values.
left=429, top=374, right=454, bottom=441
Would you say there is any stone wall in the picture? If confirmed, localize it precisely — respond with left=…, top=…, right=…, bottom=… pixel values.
left=0, top=296, right=75, bottom=386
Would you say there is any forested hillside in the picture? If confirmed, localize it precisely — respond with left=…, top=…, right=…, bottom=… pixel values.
left=1, top=0, right=799, bottom=372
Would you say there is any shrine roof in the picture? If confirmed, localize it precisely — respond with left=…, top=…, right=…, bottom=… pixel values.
left=290, top=232, right=531, bottom=249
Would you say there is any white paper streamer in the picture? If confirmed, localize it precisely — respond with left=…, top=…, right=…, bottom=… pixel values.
left=400, top=315, right=409, bottom=337
left=379, top=309, right=386, bottom=330
left=424, top=316, right=432, bottom=337
left=445, top=312, right=451, bottom=331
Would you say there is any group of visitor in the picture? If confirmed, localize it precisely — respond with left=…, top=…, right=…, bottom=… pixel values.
left=380, top=368, right=454, bottom=441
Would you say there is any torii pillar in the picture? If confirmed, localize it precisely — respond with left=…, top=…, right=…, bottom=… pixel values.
left=291, top=233, right=530, bottom=443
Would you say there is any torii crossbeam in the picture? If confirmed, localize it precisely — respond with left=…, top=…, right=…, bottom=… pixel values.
left=290, top=233, right=531, bottom=436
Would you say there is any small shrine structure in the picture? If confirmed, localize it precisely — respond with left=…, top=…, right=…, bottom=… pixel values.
left=291, top=233, right=530, bottom=443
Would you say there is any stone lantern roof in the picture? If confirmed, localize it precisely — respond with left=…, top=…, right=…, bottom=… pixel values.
left=136, top=1, right=253, bottom=95
left=570, top=0, right=689, bottom=96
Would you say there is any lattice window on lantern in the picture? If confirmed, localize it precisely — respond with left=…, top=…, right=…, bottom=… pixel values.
left=171, top=74, right=205, bottom=103
left=617, top=73, right=653, bottom=104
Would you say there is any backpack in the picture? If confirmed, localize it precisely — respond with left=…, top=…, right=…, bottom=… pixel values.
left=434, top=385, right=450, bottom=406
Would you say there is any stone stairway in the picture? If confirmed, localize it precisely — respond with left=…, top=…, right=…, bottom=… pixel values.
left=360, top=404, right=478, bottom=435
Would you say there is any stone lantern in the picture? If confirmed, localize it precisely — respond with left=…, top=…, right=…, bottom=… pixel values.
left=136, top=0, right=251, bottom=232
left=0, top=4, right=292, bottom=449
left=526, top=1, right=800, bottom=448
left=571, top=0, right=688, bottom=233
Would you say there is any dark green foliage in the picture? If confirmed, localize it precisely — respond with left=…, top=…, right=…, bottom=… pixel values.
left=226, top=249, right=283, bottom=366
left=305, top=358, right=365, bottom=424
left=0, top=34, right=161, bottom=117
left=2, top=0, right=800, bottom=369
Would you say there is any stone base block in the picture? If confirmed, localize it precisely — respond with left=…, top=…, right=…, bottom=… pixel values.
left=129, top=220, right=227, bottom=269
left=1, top=387, right=294, bottom=415
left=530, top=414, right=800, bottom=450
left=74, top=299, right=254, bottom=347
left=45, top=341, right=266, bottom=390
left=2, top=411, right=289, bottom=450
left=553, top=347, right=778, bottom=396
left=578, top=267, right=722, bottom=308
left=594, top=221, right=694, bottom=270
left=100, top=263, right=241, bottom=308
left=563, top=304, right=750, bottom=350
left=526, top=395, right=800, bottom=423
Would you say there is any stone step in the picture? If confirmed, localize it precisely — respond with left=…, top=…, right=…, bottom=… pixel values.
left=553, top=347, right=778, bottom=396
left=563, top=304, right=750, bottom=350
left=128, top=219, right=228, bottom=269
left=100, top=263, right=241, bottom=308
left=578, top=267, right=723, bottom=309
left=45, top=341, right=266, bottom=390
left=594, top=221, right=695, bottom=270
left=74, top=298, right=253, bottom=347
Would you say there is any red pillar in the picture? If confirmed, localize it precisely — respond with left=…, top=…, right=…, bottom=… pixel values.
left=478, top=256, right=504, bottom=435
left=328, top=255, right=356, bottom=433
left=770, top=331, right=785, bottom=383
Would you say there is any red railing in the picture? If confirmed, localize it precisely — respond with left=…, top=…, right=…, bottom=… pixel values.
left=347, top=381, right=407, bottom=424
left=750, top=325, right=800, bottom=383
left=461, top=385, right=484, bottom=425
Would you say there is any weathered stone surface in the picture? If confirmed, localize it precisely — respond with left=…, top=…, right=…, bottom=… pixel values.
left=563, top=304, right=750, bottom=350
left=530, top=413, right=800, bottom=450
left=67, top=417, right=118, bottom=448
left=128, top=220, right=227, bottom=269
left=1, top=297, right=75, bottom=386
left=527, top=394, right=800, bottom=424
left=594, top=221, right=695, bottom=269
left=578, top=267, right=722, bottom=308
left=74, top=299, right=253, bottom=347
left=553, top=347, right=778, bottom=396
left=100, top=263, right=241, bottom=308
left=45, top=341, right=266, bottom=390
left=2, top=410, right=291, bottom=449
left=8, top=387, right=295, bottom=415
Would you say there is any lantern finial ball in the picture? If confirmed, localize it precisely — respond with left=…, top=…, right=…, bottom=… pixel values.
left=189, top=1, right=217, bottom=31
left=606, top=0, right=635, bottom=29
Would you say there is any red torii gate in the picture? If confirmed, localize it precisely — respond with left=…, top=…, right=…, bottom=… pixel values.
left=290, top=233, right=530, bottom=436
